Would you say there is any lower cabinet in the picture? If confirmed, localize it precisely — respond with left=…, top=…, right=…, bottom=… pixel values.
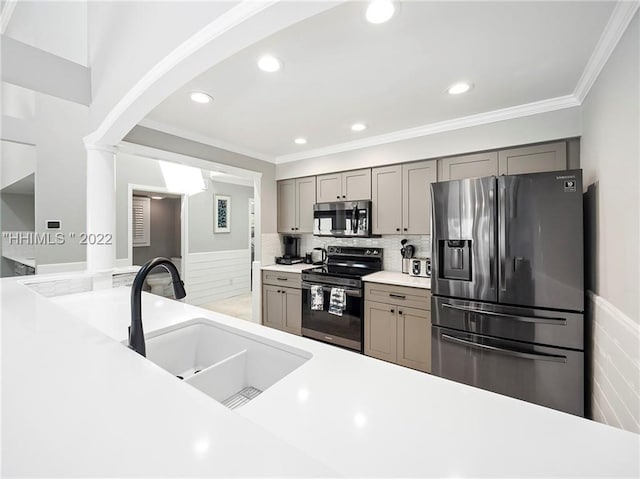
left=364, top=284, right=431, bottom=373
left=262, top=272, right=302, bottom=335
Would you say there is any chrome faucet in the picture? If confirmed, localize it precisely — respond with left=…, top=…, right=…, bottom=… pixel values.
left=129, top=257, right=186, bottom=357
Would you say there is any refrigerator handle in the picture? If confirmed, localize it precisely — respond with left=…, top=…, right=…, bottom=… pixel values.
left=499, top=180, right=507, bottom=291
left=441, top=334, right=567, bottom=363
left=488, top=187, right=496, bottom=287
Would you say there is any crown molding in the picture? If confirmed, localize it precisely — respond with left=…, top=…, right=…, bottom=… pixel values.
left=137, top=118, right=275, bottom=163
left=275, top=95, right=580, bottom=164
left=574, top=0, right=639, bottom=103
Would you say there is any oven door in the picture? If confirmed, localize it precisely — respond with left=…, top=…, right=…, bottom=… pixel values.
left=301, top=282, right=363, bottom=352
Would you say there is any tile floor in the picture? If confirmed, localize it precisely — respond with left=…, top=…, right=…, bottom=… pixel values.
left=200, top=292, right=253, bottom=322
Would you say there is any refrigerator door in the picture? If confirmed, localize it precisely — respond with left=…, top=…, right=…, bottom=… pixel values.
left=498, top=170, right=583, bottom=311
left=432, top=325, right=584, bottom=416
left=432, top=296, right=583, bottom=350
left=431, top=176, right=497, bottom=302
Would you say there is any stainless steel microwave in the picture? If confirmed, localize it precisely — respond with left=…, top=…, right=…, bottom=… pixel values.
left=313, top=201, right=372, bottom=237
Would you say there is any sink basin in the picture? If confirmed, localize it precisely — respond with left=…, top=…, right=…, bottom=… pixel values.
left=137, top=318, right=311, bottom=408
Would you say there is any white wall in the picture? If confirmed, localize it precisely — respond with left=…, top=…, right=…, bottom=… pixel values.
left=34, top=93, right=89, bottom=268
left=580, top=13, right=639, bottom=433
left=276, top=107, right=581, bottom=179
left=189, top=180, right=253, bottom=253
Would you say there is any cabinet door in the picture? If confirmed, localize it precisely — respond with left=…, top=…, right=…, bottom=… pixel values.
left=438, top=151, right=498, bottom=181
left=343, top=169, right=371, bottom=201
left=283, top=287, right=302, bottom=335
left=316, top=174, right=342, bottom=202
left=364, top=301, right=397, bottom=363
left=263, top=285, right=284, bottom=330
left=295, top=177, right=316, bottom=233
left=498, top=142, right=566, bottom=175
left=277, top=180, right=296, bottom=233
left=402, top=160, right=437, bottom=235
left=371, top=165, right=403, bottom=234
left=396, top=306, right=430, bottom=373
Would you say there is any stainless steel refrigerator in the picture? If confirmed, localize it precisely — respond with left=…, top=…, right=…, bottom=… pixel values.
left=430, top=170, right=584, bottom=416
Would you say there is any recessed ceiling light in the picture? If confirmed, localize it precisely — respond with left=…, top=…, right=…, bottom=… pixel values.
left=189, top=91, right=213, bottom=104
left=294, top=138, right=307, bottom=145
left=150, top=196, right=164, bottom=200
left=351, top=123, right=367, bottom=132
left=448, top=82, right=472, bottom=95
left=366, top=0, right=395, bottom=24
left=258, top=55, right=282, bottom=73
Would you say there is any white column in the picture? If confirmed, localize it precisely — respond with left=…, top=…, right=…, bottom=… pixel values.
left=85, top=144, right=116, bottom=272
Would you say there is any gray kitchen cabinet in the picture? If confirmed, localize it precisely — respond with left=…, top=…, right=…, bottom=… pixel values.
left=316, top=169, right=371, bottom=202
left=438, top=151, right=498, bottom=181
left=277, top=177, right=316, bottom=233
left=371, top=165, right=403, bottom=234
left=262, top=272, right=302, bottom=336
left=396, top=306, right=431, bottom=372
left=296, top=176, right=316, bottom=233
left=263, top=284, right=285, bottom=330
left=364, top=283, right=431, bottom=373
left=283, top=287, right=302, bottom=335
left=402, top=160, right=437, bottom=235
left=364, top=301, right=397, bottom=363
left=316, top=173, right=342, bottom=202
left=342, top=169, right=372, bottom=200
left=498, top=142, right=567, bottom=175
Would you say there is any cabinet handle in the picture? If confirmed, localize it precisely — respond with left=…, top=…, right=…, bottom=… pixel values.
left=390, top=309, right=395, bottom=313
left=403, top=228, right=408, bottom=231
left=277, top=277, right=288, bottom=281
left=389, top=293, right=406, bottom=300
left=336, top=195, right=340, bottom=199
left=291, top=228, right=294, bottom=231
left=276, top=290, right=281, bottom=293
left=396, top=228, right=400, bottom=232
left=282, top=290, right=285, bottom=294
left=398, top=310, right=403, bottom=315
left=342, top=195, right=346, bottom=198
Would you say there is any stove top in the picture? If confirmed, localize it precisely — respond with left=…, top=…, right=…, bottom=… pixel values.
left=302, top=246, right=383, bottom=285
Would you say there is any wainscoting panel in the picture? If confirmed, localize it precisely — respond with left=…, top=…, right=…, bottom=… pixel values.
left=184, top=250, right=251, bottom=306
left=588, top=291, right=640, bottom=433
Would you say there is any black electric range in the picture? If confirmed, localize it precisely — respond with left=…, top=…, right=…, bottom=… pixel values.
left=301, top=246, right=382, bottom=352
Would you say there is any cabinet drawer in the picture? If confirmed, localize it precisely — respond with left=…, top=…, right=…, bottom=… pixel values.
left=262, top=271, right=302, bottom=289
left=365, top=283, right=430, bottom=310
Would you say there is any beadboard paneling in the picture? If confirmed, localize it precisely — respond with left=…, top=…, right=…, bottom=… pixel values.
left=588, top=291, right=640, bottom=433
left=184, top=249, right=251, bottom=306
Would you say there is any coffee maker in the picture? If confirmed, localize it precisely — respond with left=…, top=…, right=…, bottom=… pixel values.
left=275, top=236, right=303, bottom=265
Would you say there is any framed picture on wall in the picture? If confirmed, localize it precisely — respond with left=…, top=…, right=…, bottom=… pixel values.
left=214, top=194, right=231, bottom=233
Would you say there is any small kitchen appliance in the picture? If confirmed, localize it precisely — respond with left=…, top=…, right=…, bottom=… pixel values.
left=409, top=257, right=431, bottom=278
left=401, top=239, right=415, bottom=274
left=275, top=235, right=303, bottom=265
left=311, top=247, right=327, bottom=265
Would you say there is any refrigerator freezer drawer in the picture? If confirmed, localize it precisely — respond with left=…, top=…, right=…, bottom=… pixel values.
left=431, top=296, right=583, bottom=350
left=432, top=326, right=584, bottom=416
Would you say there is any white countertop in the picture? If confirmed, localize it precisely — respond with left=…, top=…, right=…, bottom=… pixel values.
left=2, top=272, right=638, bottom=477
left=2, top=254, right=36, bottom=268
left=261, top=263, right=315, bottom=273
left=363, top=270, right=431, bottom=289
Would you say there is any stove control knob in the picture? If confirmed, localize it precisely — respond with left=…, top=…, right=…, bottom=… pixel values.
left=365, top=249, right=372, bottom=255
left=372, top=250, right=379, bottom=255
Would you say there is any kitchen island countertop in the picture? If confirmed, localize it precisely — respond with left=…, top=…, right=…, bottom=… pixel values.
left=2, top=271, right=638, bottom=477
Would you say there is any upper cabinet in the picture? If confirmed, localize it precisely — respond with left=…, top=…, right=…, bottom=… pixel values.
left=372, top=160, right=436, bottom=235
left=402, top=160, right=437, bottom=235
left=316, top=169, right=371, bottom=202
left=498, top=142, right=567, bottom=175
left=438, top=151, right=498, bottom=181
left=372, top=165, right=403, bottom=234
left=277, top=177, right=316, bottom=233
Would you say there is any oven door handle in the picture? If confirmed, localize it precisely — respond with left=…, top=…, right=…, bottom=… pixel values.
left=301, top=282, right=361, bottom=297
left=442, top=303, right=566, bottom=325
left=441, top=333, right=567, bottom=363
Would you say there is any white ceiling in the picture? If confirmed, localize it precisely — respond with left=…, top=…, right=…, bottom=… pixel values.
left=145, top=1, right=615, bottom=162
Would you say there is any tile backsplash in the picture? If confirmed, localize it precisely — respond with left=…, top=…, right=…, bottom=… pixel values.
left=298, top=234, right=430, bottom=272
